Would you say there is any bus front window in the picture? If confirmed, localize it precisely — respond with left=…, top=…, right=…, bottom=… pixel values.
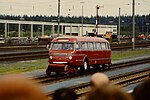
left=51, top=43, right=74, bottom=50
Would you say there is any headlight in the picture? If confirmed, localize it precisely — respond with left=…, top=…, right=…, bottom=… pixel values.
left=68, top=56, right=72, bottom=60
left=49, top=56, right=52, bottom=59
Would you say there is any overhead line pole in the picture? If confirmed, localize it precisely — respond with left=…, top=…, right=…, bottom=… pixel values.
left=81, top=4, right=83, bottom=36
left=96, top=5, right=103, bottom=36
left=132, top=0, right=135, bottom=50
left=146, top=23, right=149, bottom=40
left=118, top=8, right=121, bottom=43
left=96, top=5, right=99, bottom=36
left=57, top=0, right=60, bottom=37
left=80, top=2, right=84, bottom=36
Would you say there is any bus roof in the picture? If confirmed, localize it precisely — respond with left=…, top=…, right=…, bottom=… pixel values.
left=52, top=36, right=109, bottom=43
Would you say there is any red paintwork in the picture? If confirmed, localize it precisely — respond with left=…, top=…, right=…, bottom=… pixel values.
left=47, top=36, right=111, bottom=74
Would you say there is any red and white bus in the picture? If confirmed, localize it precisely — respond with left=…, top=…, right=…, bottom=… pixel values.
left=46, top=36, right=111, bottom=75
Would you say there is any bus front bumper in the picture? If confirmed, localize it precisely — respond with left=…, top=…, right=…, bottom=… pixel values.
left=47, top=63, right=77, bottom=74
left=48, top=64, right=66, bottom=72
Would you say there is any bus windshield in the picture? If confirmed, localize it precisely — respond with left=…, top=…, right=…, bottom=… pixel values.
left=51, top=43, right=74, bottom=50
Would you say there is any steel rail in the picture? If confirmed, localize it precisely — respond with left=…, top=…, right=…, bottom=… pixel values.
left=33, top=57, right=150, bottom=86
left=0, top=43, right=150, bottom=62
left=75, top=68, right=150, bottom=99
left=0, top=42, right=149, bottom=51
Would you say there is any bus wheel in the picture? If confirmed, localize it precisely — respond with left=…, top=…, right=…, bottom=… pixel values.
left=95, top=65, right=101, bottom=71
left=107, top=64, right=111, bottom=69
left=102, top=64, right=106, bottom=70
left=46, top=67, right=51, bottom=76
left=81, top=60, right=89, bottom=71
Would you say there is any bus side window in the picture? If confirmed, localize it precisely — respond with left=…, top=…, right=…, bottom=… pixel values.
left=88, top=42, right=94, bottom=50
left=75, top=42, right=80, bottom=50
left=106, top=43, right=110, bottom=50
left=93, top=42, right=96, bottom=50
left=67, top=44, right=73, bottom=50
left=105, top=43, right=108, bottom=50
left=81, top=42, right=84, bottom=50
left=85, top=43, right=88, bottom=50
left=81, top=42, right=88, bottom=50
left=81, top=42, right=86, bottom=50
left=101, top=43, right=106, bottom=50
left=96, top=42, right=101, bottom=50
left=99, top=43, right=102, bottom=50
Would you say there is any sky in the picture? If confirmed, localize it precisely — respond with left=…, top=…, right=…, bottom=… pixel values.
left=0, top=0, right=149, bottom=17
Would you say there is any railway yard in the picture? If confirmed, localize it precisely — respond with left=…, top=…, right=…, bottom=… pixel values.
left=0, top=41, right=150, bottom=100
left=28, top=56, right=150, bottom=96
left=0, top=0, right=149, bottom=99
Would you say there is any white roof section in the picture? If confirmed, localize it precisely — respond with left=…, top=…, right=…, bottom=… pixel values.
left=0, top=19, right=117, bottom=28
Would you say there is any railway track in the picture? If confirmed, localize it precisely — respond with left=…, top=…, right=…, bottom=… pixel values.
left=0, top=43, right=150, bottom=62
left=45, top=63, right=150, bottom=100
left=0, top=44, right=46, bottom=52
left=74, top=67, right=150, bottom=100
left=0, top=42, right=149, bottom=51
left=33, top=57, right=150, bottom=85
left=0, top=50, right=49, bottom=62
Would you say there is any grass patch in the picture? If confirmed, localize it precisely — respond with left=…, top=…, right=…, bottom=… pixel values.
left=0, top=49, right=150, bottom=74
left=112, top=49, right=150, bottom=61
left=0, top=59, right=48, bottom=74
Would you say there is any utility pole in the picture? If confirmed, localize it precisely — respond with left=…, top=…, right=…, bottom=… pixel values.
left=80, top=2, right=84, bottom=36
left=68, top=9, right=72, bottom=36
left=118, top=8, right=121, bottom=43
left=57, top=0, right=60, bottom=37
left=96, top=5, right=103, bottom=36
left=132, top=0, right=135, bottom=50
left=96, top=5, right=99, bottom=36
